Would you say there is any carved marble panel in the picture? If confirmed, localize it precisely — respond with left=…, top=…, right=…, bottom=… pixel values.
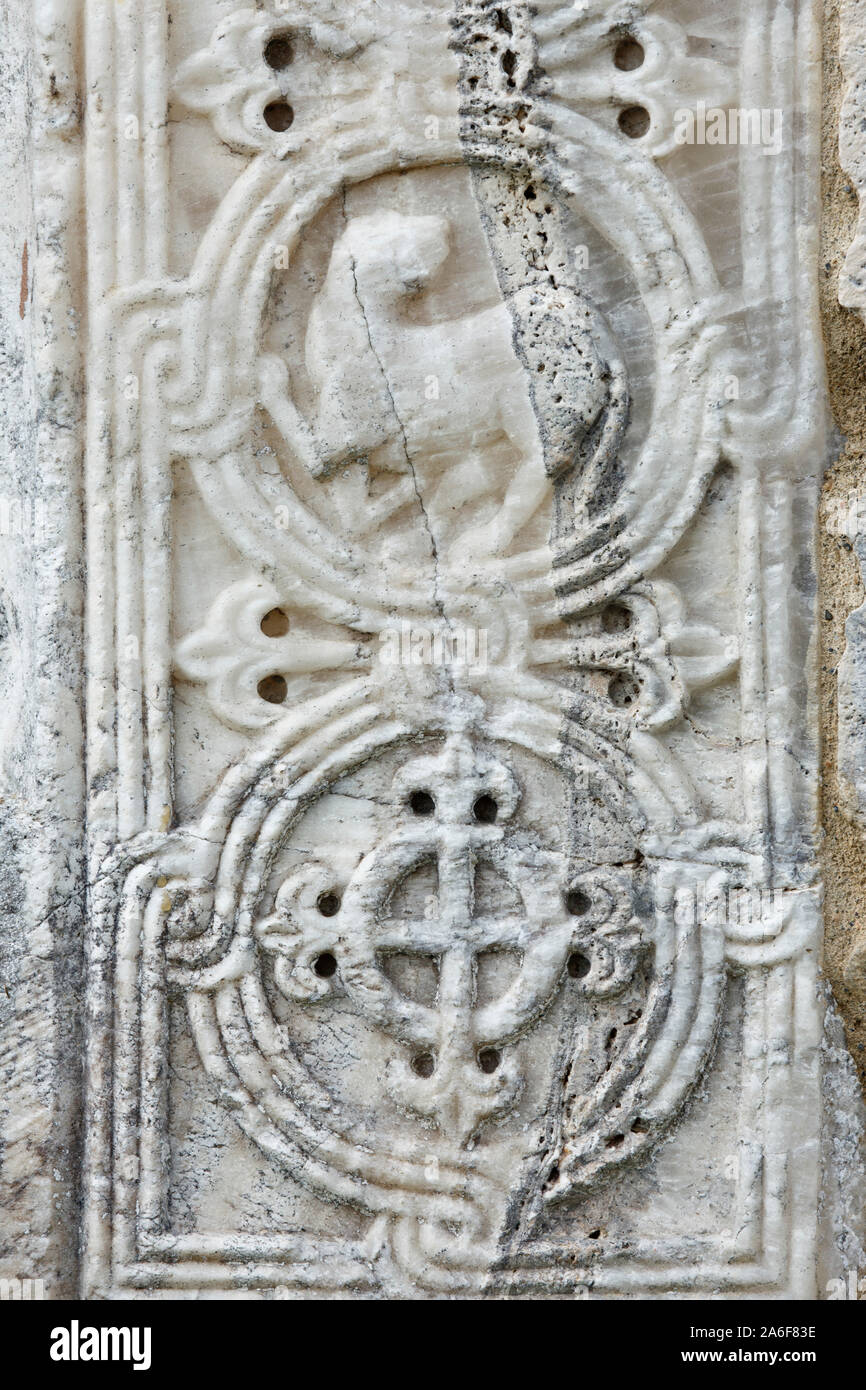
left=4, top=0, right=865, bottom=1300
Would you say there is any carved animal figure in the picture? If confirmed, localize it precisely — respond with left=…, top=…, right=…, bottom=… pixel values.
left=305, top=212, right=534, bottom=463
left=304, top=209, right=624, bottom=558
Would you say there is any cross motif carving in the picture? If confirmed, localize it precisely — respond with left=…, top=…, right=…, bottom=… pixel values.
left=255, top=736, right=641, bottom=1144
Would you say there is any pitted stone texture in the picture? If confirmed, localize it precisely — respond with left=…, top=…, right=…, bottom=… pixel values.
left=827, top=0, right=866, bottom=1079
left=839, top=0, right=866, bottom=319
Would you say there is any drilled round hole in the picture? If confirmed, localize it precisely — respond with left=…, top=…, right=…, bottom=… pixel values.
left=618, top=105, right=651, bottom=139
left=567, top=951, right=592, bottom=979
left=566, top=889, right=592, bottom=918
left=588, top=1227, right=602, bottom=1239
left=473, top=795, right=498, bottom=824
left=478, top=1047, right=501, bottom=1074
left=410, top=790, right=435, bottom=817
left=613, top=37, right=645, bottom=71
left=313, top=951, right=337, bottom=978
left=257, top=673, right=288, bottom=705
left=316, top=891, right=341, bottom=918
left=601, top=603, right=632, bottom=635
left=264, top=34, right=294, bottom=70
left=412, top=1052, right=435, bottom=1078
left=264, top=100, right=295, bottom=132
left=261, top=607, right=290, bottom=637
left=608, top=672, right=640, bottom=709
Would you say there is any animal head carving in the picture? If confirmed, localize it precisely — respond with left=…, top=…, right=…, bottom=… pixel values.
left=328, top=211, right=452, bottom=301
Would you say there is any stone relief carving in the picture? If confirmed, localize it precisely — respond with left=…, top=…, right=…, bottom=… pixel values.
left=67, top=0, right=857, bottom=1299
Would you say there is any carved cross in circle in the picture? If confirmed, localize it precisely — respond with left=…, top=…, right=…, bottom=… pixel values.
left=255, top=736, right=641, bottom=1146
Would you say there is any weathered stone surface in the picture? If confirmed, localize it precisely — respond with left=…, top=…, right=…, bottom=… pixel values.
left=827, top=0, right=866, bottom=1082
left=1, top=0, right=864, bottom=1300
left=0, top=0, right=83, bottom=1299
left=835, top=0, right=866, bottom=827
left=839, top=0, right=866, bottom=320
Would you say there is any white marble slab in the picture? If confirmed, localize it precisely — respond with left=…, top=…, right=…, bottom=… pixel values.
left=1, top=0, right=864, bottom=1299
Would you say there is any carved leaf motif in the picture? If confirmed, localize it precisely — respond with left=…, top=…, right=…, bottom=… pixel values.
left=537, top=4, right=735, bottom=157
left=173, top=2, right=459, bottom=155
left=175, top=578, right=362, bottom=729
left=622, top=581, right=739, bottom=731
left=173, top=11, right=286, bottom=154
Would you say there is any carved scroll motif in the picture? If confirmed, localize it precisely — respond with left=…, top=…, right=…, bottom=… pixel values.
left=83, top=0, right=829, bottom=1297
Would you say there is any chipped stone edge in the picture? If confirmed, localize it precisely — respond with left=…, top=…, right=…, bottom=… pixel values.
left=0, top=0, right=85, bottom=1297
